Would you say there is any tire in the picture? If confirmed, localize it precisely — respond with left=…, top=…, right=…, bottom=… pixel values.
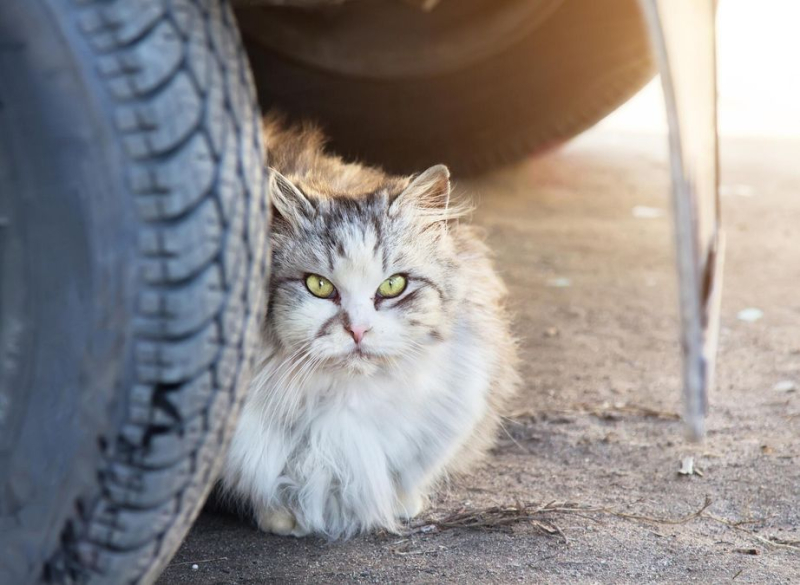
left=0, top=1, right=269, bottom=583
left=239, top=0, right=655, bottom=176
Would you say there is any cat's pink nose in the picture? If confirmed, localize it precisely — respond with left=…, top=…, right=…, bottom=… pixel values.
left=349, top=325, right=369, bottom=344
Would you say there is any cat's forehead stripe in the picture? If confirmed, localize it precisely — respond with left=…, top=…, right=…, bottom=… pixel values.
left=326, top=245, right=335, bottom=272
left=310, top=201, right=391, bottom=275
left=381, top=247, right=389, bottom=274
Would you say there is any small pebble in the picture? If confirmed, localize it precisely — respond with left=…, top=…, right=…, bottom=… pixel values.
left=192, top=564, right=199, bottom=571
left=773, top=380, right=796, bottom=393
left=736, top=308, right=763, bottom=322
left=632, top=205, right=664, bottom=219
left=734, top=548, right=761, bottom=555
left=678, top=456, right=695, bottom=476
left=546, top=277, right=571, bottom=288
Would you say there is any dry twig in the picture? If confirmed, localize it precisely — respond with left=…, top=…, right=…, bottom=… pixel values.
left=509, top=402, right=680, bottom=423
left=405, top=496, right=799, bottom=554
left=168, top=556, right=229, bottom=567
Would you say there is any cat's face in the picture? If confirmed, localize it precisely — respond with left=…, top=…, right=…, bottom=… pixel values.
left=267, top=166, right=463, bottom=376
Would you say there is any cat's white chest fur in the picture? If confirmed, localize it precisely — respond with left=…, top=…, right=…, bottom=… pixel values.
left=224, top=319, right=492, bottom=538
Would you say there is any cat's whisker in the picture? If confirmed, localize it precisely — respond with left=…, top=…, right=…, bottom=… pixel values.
left=259, top=345, right=315, bottom=429
left=282, top=353, right=321, bottom=415
left=393, top=341, right=427, bottom=363
left=288, top=355, right=324, bottom=414
left=273, top=353, right=317, bottom=420
left=259, top=348, right=307, bottom=407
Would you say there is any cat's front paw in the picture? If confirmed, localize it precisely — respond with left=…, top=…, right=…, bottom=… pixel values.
left=396, top=491, right=425, bottom=520
left=255, top=507, right=308, bottom=537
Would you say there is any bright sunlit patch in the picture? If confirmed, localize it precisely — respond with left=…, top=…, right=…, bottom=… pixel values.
left=598, top=0, right=800, bottom=139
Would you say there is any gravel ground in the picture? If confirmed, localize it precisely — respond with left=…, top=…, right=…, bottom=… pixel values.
left=160, top=130, right=800, bottom=584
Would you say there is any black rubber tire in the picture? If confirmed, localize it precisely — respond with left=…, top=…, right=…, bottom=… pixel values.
left=0, top=1, right=268, bottom=583
left=241, top=0, right=655, bottom=176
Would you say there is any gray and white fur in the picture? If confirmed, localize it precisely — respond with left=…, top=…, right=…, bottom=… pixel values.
left=222, top=114, right=518, bottom=539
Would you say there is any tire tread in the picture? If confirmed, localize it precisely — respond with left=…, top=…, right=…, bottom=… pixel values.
left=42, top=0, right=269, bottom=582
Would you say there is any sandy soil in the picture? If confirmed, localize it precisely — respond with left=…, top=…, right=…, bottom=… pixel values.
left=159, top=131, right=800, bottom=584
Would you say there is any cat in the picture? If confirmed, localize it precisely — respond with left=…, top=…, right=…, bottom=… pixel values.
left=221, top=113, right=518, bottom=539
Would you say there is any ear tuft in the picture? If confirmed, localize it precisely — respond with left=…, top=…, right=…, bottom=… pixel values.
left=390, top=164, right=451, bottom=217
left=269, top=169, right=315, bottom=227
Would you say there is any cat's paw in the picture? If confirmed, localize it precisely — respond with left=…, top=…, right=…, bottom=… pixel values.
left=395, top=491, right=425, bottom=520
left=255, top=508, right=308, bottom=537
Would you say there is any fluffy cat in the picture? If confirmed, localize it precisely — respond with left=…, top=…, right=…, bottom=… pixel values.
left=221, top=114, right=518, bottom=539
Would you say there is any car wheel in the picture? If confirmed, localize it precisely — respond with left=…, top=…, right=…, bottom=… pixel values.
left=0, top=0, right=268, bottom=583
left=238, top=0, right=655, bottom=175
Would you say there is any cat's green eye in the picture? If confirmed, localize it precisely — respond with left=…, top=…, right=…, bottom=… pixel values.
left=377, top=274, right=407, bottom=298
left=305, top=274, right=336, bottom=299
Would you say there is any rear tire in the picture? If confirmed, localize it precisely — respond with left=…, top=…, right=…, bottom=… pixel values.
left=0, top=0, right=268, bottom=583
left=240, top=0, right=655, bottom=175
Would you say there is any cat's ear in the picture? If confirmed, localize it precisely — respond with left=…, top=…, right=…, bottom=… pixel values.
left=389, top=164, right=451, bottom=219
left=269, top=169, right=315, bottom=228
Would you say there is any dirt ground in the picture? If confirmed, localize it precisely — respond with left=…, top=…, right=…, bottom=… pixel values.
left=159, top=130, right=800, bottom=584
